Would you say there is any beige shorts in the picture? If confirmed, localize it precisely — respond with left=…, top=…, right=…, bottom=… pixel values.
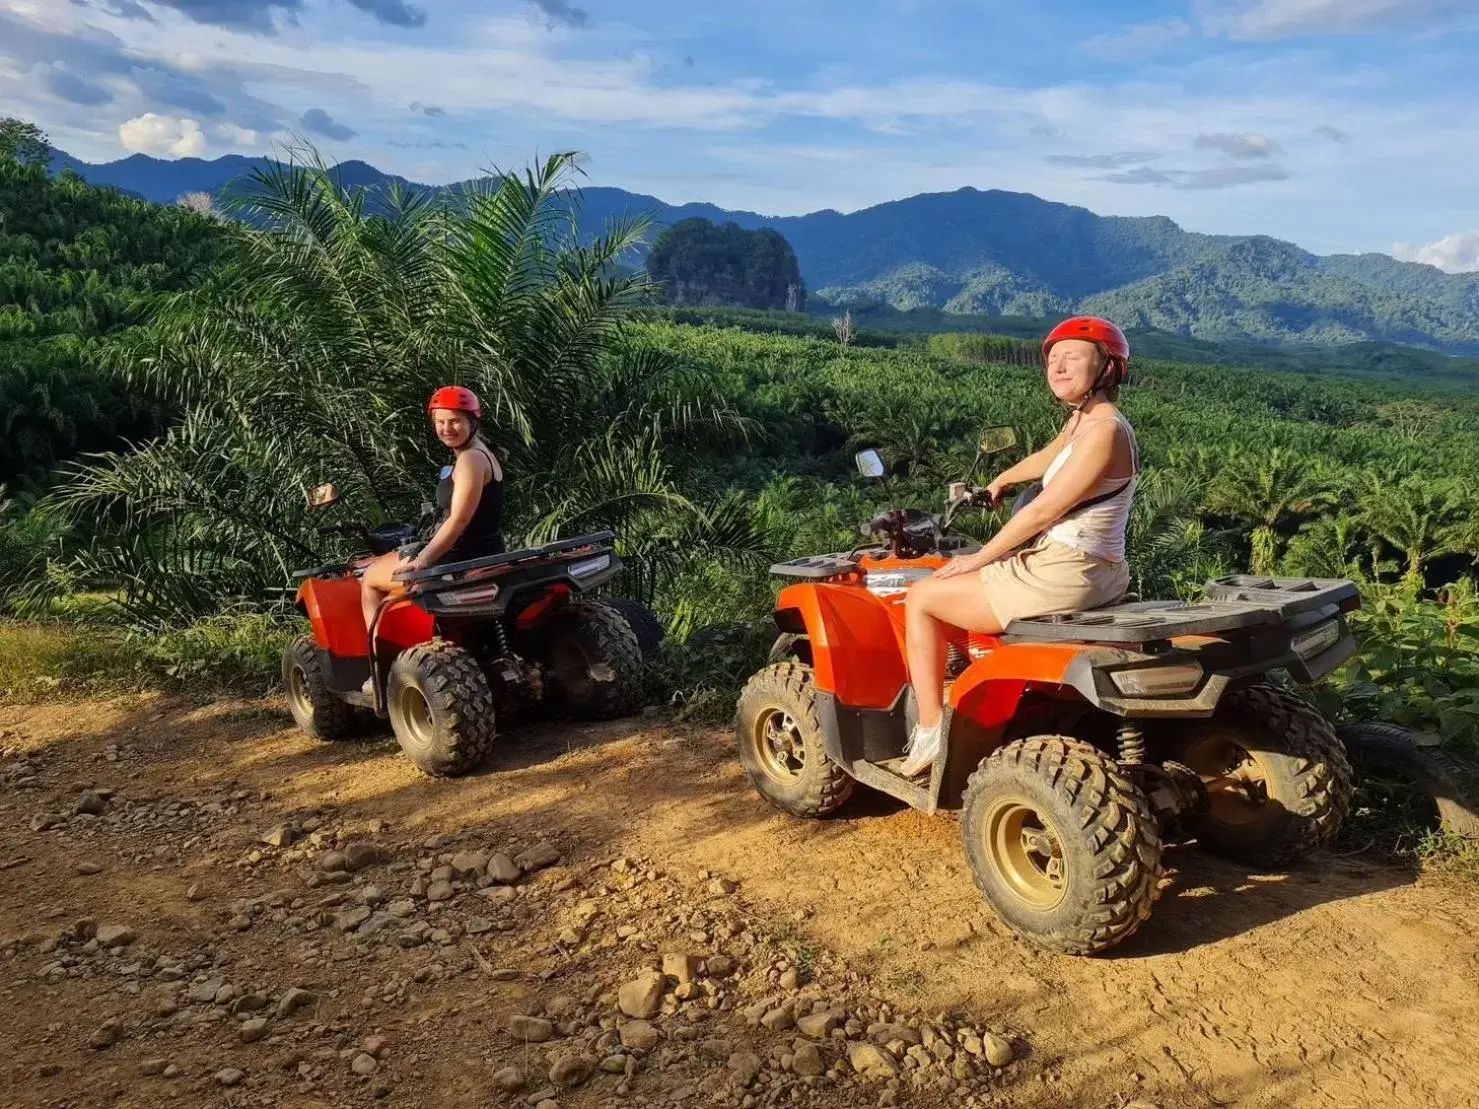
left=979, top=539, right=1131, bottom=626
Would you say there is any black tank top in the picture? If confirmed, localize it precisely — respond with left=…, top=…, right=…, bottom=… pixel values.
left=434, top=444, right=505, bottom=558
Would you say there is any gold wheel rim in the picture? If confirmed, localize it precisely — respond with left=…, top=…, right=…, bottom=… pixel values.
left=750, top=705, right=807, bottom=783
left=394, top=683, right=434, bottom=754
left=983, top=795, right=1068, bottom=911
left=1182, top=732, right=1275, bottom=829
left=287, top=663, right=313, bottom=720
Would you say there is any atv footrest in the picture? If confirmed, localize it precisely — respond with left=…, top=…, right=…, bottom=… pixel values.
left=847, top=758, right=934, bottom=812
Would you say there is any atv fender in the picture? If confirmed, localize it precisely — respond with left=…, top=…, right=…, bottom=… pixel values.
left=774, top=583, right=907, bottom=709
left=296, top=577, right=371, bottom=658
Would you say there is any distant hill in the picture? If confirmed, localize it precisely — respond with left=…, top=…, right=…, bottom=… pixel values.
left=48, top=148, right=1479, bottom=356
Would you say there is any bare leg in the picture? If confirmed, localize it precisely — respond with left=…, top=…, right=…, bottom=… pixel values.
left=904, top=575, right=1006, bottom=729
left=359, top=552, right=407, bottom=648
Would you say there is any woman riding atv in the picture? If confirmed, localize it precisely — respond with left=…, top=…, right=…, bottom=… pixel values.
left=359, top=385, right=507, bottom=643
left=900, top=316, right=1139, bottom=777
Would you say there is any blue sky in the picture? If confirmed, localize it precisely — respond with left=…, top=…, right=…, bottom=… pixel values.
left=3, top=0, right=1478, bottom=270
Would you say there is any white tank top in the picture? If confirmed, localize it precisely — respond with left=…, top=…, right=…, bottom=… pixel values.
left=1040, top=409, right=1138, bottom=562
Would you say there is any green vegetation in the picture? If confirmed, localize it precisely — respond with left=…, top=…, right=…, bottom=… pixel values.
left=3, top=117, right=1477, bottom=870
left=1, top=119, right=230, bottom=491
left=647, top=218, right=805, bottom=312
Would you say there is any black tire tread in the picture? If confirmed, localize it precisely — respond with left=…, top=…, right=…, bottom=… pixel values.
left=283, top=636, right=365, bottom=742
left=961, top=736, right=1163, bottom=956
left=735, top=661, right=853, bottom=818
left=599, top=597, right=665, bottom=661
left=547, top=602, right=645, bottom=720
left=389, top=639, right=497, bottom=777
left=1336, top=721, right=1479, bottom=840
left=1193, top=685, right=1352, bottom=867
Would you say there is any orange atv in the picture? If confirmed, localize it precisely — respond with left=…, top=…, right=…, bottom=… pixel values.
left=284, top=482, right=647, bottom=778
left=735, top=431, right=1358, bottom=955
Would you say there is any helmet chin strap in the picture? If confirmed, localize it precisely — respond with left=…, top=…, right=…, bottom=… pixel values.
left=1063, top=359, right=1116, bottom=413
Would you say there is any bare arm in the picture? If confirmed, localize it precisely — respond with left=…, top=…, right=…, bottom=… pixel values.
left=985, top=425, right=1072, bottom=503
left=942, top=422, right=1119, bottom=575
left=412, top=451, right=491, bottom=569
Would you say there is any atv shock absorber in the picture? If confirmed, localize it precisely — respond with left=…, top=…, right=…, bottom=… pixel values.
left=945, top=641, right=969, bottom=679
left=1117, top=723, right=1146, bottom=766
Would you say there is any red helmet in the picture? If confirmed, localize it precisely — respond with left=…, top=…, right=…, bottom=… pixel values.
left=1042, top=316, right=1130, bottom=383
left=427, top=385, right=481, bottom=420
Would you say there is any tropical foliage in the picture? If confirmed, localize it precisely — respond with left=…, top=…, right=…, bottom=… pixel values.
left=0, top=139, right=229, bottom=489
left=4, top=116, right=1479, bottom=774
left=24, top=147, right=758, bottom=626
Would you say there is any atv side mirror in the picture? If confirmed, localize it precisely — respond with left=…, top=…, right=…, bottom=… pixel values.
left=855, top=449, right=886, bottom=479
left=979, top=426, right=1017, bottom=455
left=308, top=482, right=340, bottom=509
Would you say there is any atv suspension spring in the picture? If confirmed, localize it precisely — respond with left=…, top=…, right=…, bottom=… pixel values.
left=945, top=642, right=969, bottom=679
left=491, top=620, right=511, bottom=657
left=1117, top=723, right=1146, bottom=765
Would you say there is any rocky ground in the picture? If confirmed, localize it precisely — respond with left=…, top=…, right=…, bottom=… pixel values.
left=3, top=692, right=1478, bottom=1109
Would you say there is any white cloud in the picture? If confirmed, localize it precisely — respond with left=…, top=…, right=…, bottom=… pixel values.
left=215, top=122, right=258, bottom=145
left=1083, top=17, right=1194, bottom=59
left=1202, top=0, right=1475, bottom=40
left=118, top=112, right=206, bottom=156
left=1392, top=230, right=1479, bottom=273
left=1195, top=131, right=1285, bottom=159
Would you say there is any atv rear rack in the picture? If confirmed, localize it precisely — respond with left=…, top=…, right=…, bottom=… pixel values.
left=396, top=532, right=616, bottom=584
left=1003, top=576, right=1359, bottom=645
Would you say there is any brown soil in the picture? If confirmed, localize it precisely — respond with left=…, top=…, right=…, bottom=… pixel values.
left=3, top=693, right=1478, bottom=1109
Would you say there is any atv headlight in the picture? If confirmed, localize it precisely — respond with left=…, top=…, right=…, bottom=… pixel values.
left=1291, top=619, right=1340, bottom=660
left=569, top=554, right=612, bottom=578
left=1110, top=662, right=1203, bottom=697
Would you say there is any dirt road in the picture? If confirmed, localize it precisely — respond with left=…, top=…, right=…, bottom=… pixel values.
left=2, top=693, right=1477, bottom=1109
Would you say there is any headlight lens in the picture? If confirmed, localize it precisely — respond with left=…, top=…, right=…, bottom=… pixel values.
left=569, top=554, right=612, bottom=578
left=1110, top=662, right=1204, bottom=697
left=1291, top=619, right=1340, bottom=659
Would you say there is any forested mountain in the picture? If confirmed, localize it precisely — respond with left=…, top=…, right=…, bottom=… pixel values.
left=38, top=145, right=1479, bottom=355
left=647, top=219, right=806, bottom=312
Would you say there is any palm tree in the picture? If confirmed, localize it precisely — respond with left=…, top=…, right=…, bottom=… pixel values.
left=1205, top=446, right=1332, bottom=576
left=1357, top=476, right=1470, bottom=591
left=59, top=145, right=763, bottom=625
left=1282, top=515, right=1389, bottom=582
left=1126, top=468, right=1235, bottom=599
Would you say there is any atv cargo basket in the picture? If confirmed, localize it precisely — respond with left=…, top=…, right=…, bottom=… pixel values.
left=1003, top=576, right=1358, bottom=645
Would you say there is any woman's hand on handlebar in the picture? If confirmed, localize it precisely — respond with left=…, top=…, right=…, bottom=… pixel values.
left=984, top=477, right=1012, bottom=507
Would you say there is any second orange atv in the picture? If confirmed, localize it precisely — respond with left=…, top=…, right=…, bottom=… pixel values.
left=736, top=431, right=1358, bottom=955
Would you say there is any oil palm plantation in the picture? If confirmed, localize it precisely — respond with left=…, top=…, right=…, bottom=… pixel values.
left=1204, top=446, right=1334, bottom=576
left=59, top=147, right=763, bottom=625
left=1356, top=475, right=1473, bottom=591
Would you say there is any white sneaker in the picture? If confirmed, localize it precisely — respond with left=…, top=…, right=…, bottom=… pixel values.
left=898, top=722, right=941, bottom=778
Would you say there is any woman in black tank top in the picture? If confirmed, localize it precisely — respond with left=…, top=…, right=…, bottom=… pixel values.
left=359, top=385, right=506, bottom=641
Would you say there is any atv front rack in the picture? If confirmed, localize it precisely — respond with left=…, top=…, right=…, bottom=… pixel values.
left=770, top=552, right=862, bottom=580
left=1003, top=576, right=1359, bottom=645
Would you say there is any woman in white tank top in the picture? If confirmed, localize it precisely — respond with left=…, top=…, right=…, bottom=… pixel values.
left=899, top=316, right=1140, bottom=778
